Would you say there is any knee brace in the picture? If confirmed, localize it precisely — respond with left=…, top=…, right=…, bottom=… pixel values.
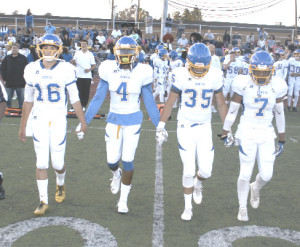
left=123, top=161, right=134, bottom=171
left=182, top=175, right=194, bottom=188
left=108, top=162, right=119, bottom=170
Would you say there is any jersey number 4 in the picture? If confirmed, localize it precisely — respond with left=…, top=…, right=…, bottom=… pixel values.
left=116, top=82, right=128, bottom=101
left=35, top=83, right=61, bottom=102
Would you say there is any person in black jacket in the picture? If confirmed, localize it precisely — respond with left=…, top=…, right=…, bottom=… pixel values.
left=0, top=43, right=28, bottom=108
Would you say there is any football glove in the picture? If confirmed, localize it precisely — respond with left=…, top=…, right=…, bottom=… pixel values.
left=275, top=141, right=285, bottom=157
left=76, top=123, right=84, bottom=140
left=220, top=131, right=234, bottom=147
left=156, top=122, right=168, bottom=146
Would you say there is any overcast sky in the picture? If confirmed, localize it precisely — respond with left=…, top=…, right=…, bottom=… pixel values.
left=0, top=0, right=299, bottom=27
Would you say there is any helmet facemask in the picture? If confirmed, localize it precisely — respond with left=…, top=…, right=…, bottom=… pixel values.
left=249, top=64, right=274, bottom=85
left=37, top=42, right=62, bottom=61
left=187, top=60, right=211, bottom=79
left=114, top=45, right=138, bottom=69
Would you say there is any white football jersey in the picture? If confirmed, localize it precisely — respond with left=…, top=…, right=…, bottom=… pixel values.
left=170, top=59, right=183, bottom=70
left=274, top=60, right=288, bottom=80
left=24, top=60, right=78, bottom=116
left=232, top=75, right=287, bottom=127
left=224, top=59, right=242, bottom=79
left=172, top=67, right=223, bottom=123
left=98, top=60, right=153, bottom=114
left=210, top=55, right=221, bottom=70
left=288, top=57, right=300, bottom=82
left=153, top=57, right=169, bottom=81
left=242, top=62, right=249, bottom=75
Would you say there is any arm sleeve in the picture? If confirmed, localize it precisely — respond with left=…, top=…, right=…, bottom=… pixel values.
left=141, top=83, right=160, bottom=127
left=274, top=102, right=285, bottom=134
left=85, top=78, right=108, bottom=124
left=223, top=101, right=240, bottom=131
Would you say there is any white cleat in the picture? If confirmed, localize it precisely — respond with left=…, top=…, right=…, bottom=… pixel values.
left=181, top=208, right=193, bottom=221
left=193, top=178, right=203, bottom=205
left=110, top=168, right=122, bottom=194
left=250, top=182, right=260, bottom=209
left=237, top=207, right=249, bottom=222
left=117, top=200, right=129, bottom=214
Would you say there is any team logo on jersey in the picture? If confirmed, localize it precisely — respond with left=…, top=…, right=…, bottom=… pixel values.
left=36, top=70, right=39, bottom=74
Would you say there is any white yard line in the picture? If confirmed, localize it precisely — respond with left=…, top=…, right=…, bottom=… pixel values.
left=152, top=143, right=164, bottom=247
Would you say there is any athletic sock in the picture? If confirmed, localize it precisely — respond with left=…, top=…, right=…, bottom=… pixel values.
left=184, top=193, right=192, bottom=210
left=37, top=179, right=48, bottom=204
left=253, top=174, right=268, bottom=191
left=293, top=96, right=298, bottom=107
left=55, top=170, right=66, bottom=186
left=120, top=183, right=131, bottom=202
left=287, top=95, right=292, bottom=107
left=237, top=178, right=250, bottom=208
left=111, top=168, right=121, bottom=178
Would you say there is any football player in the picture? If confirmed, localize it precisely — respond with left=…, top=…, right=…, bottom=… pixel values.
left=0, top=80, right=7, bottom=200
left=273, top=49, right=288, bottom=80
left=19, top=34, right=87, bottom=216
left=156, top=43, right=228, bottom=221
left=223, top=50, right=243, bottom=102
left=221, top=51, right=287, bottom=221
left=286, top=49, right=300, bottom=112
left=81, top=36, right=160, bottom=214
left=168, top=50, right=183, bottom=106
left=241, top=53, right=251, bottom=75
left=152, top=48, right=169, bottom=103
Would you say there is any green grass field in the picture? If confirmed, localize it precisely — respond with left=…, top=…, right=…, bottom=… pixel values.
left=0, top=100, right=299, bottom=247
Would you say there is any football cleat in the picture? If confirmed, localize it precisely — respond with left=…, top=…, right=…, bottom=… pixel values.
left=55, top=185, right=66, bottom=203
left=237, top=207, right=249, bottom=222
left=110, top=168, right=122, bottom=194
left=292, top=107, right=297, bottom=112
left=117, top=200, right=129, bottom=214
left=193, top=178, right=203, bottom=205
left=286, top=106, right=291, bottom=112
left=34, top=201, right=49, bottom=216
left=250, top=182, right=260, bottom=209
left=181, top=208, right=193, bottom=221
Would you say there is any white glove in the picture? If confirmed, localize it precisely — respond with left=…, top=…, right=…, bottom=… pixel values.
left=220, top=131, right=234, bottom=147
left=76, top=123, right=84, bottom=140
left=156, top=122, right=168, bottom=146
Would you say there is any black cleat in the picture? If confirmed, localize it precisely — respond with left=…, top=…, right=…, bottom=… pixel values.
left=292, top=107, right=297, bottom=112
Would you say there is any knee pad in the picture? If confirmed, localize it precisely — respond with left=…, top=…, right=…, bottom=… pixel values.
left=52, top=161, right=64, bottom=171
left=239, top=166, right=252, bottom=181
left=259, top=172, right=273, bottom=182
left=36, top=160, right=49, bottom=170
left=123, top=161, right=134, bottom=171
left=108, top=162, right=119, bottom=169
left=196, top=170, right=211, bottom=179
left=182, top=175, right=194, bottom=188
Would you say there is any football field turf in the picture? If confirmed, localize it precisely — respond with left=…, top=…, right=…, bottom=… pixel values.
left=0, top=100, right=299, bottom=247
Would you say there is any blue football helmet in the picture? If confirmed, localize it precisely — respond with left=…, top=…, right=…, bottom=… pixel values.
left=243, top=53, right=251, bottom=63
left=113, top=36, right=139, bottom=68
left=187, top=43, right=211, bottom=78
left=158, top=49, right=168, bottom=60
left=155, top=44, right=164, bottom=53
left=275, top=49, right=285, bottom=60
left=293, top=49, right=300, bottom=61
left=169, top=50, right=178, bottom=61
left=36, top=34, right=62, bottom=61
left=232, top=47, right=241, bottom=55
left=249, top=51, right=274, bottom=86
